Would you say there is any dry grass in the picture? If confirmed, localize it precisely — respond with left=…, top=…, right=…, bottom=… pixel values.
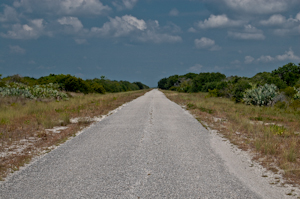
left=0, top=89, right=150, bottom=180
left=163, top=90, right=300, bottom=186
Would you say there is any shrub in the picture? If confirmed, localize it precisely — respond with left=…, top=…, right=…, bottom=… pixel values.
left=64, top=76, right=89, bottom=94
left=243, top=84, right=278, bottom=106
left=283, top=86, right=297, bottom=99
left=271, top=63, right=300, bottom=86
left=232, top=80, right=252, bottom=102
left=207, top=89, right=219, bottom=97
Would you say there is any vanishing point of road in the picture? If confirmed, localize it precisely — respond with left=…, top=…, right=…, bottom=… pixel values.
left=0, top=90, right=277, bottom=198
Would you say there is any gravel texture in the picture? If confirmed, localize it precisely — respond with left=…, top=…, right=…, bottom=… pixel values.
left=0, top=89, right=291, bottom=198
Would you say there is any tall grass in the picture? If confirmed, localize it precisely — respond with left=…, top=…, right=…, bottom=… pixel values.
left=163, top=90, right=300, bottom=185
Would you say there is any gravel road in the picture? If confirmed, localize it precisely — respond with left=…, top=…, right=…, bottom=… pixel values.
left=0, top=89, right=288, bottom=198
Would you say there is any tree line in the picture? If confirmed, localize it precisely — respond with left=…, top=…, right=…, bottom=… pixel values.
left=158, top=62, right=300, bottom=106
left=0, top=74, right=149, bottom=94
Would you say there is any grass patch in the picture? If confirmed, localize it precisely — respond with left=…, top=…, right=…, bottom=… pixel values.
left=162, top=90, right=300, bottom=185
left=0, top=89, right=150, bottom=180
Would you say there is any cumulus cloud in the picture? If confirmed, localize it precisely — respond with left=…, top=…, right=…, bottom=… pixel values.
left=1, top=19, right=45, bottom=39
left=0, top=5, right=19, bottom=22
left=13, top=0, right=111, bottom=15
left=228, top=25, right=265, bottom=40
left=194, top=37, right=221, bottom=51
left=188, top=27, right=197, bottom=33
left=260, top=12, right=300, bottom=36
left=188, top=64, right=203, bottom=73
left=9, top=45, right=26, bottom=54
left=91, top=15, right=182, bottom=43
left=196, top=14, right=243, bottom=29
left=276, top=48, right=300, bottom=61
left=255, top=49, right=300, bottom=63
left=169, top=8, right=179, bottom=16
left=257, top=55, right=275, bottom=63
left=58, top=17, right=84, bottom=32
left=113, top=0, right=138, bottom=10
left=260, top=14, right=286, bottom=26
left=244, top=55, right=254, bottom=64
left=91, top=15, right=147, bottom=37
left=221, top=0, right=293, bottom=14
left=137, top=31, right=182, bottom=43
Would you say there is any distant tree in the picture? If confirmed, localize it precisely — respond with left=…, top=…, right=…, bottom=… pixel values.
left=133, top=82, right=145, bottom=89
left=271, top=63, right=300, bottom=86
left=251, top=72, right=287, bottom=89
left=157, top=78, right=168, bottom=89
left=64, top=75, right=89, bottom=94
left=165, top=75, right=179, bottom=89
left=192, top=72, right=226, bottom=92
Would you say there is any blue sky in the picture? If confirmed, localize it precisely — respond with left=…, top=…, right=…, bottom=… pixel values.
left=0, top=0, right=299, bottom=87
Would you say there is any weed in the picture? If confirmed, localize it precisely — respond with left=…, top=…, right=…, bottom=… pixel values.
left=186, top=103, right=196, bottom=109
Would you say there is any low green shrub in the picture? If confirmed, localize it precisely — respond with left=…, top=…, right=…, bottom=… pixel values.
left=243, top=84, right=277, bottom=106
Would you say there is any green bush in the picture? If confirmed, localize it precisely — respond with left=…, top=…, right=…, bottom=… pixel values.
left=283, top=86, right=297, bottom=98
left=232, top=80, right=252, bottom=102
left=207, top=89, right=219, bottom=97
left=243, top=84, right=278, bottom=106
left=91, top=83, right=106, bottom=94
left=271, top=63, right=300, bottom=86
left=64, top=76, right=89, bottom=94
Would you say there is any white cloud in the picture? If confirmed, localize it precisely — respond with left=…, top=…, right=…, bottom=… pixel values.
left=58, top=17, right=83, bottom=32
left=137, top=31, right=182, bottom=43
left=91, top=15, right=181, bottom=43
left=260, top=14, right=286, bottom=26
left=276, top=48, right=300, bottom=61
left=91, top=15, right=146, bottom=37
left=113, top=0, right=138, bottom=10
left=255, top=49, right=300, bottom=63
left=169, top=8, right=179, bottom=16
left=188, top=27, right=197, bottom=33
left=188, top=64, right=203, bottom=73
left=9, top=45, right=26, bottom=54
left=163, top=22, right=181, bottom=33
left=13, top=0, right=111, bottom=15
left=228, top=25, right=265, bottom=40
left=1, top=19, right=45, bottom=39
left=257, top=55, right=275, bottom=63
left=222, top=0, right=291, bottom=14
left=296, top=12, right=300, bottom=21
left=194, top=37, right=221, bottom=51
left=274, top=26, right=300, bottom=36
left=0, top=5, right=19, bottom=22
left=244, top=56, right=254, bottom=64
left=196, top=14, right=243, bottom=29
left=262, top=13, right=300, bottom=36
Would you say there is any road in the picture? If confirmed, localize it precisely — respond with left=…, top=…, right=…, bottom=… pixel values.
left=0, top=89, right=269, bottom=198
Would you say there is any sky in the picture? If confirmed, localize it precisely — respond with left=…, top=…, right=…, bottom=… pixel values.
left=0, top=0, right=300, bottom=87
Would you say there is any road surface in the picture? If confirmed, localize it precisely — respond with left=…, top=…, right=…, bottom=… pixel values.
left=0, top=89, right=278, bottom=198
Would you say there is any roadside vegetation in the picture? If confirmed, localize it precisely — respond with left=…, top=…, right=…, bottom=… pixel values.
left=160, top=62, right=300, bottom=186
left=0, top=74, right=149, bottom=97
left=0, top=73, right=150, bottom=180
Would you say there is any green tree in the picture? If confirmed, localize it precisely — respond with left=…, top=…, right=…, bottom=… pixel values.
left=157, top=78, right=168, bottom=89
left=271, top=63, right=300, bottom=86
